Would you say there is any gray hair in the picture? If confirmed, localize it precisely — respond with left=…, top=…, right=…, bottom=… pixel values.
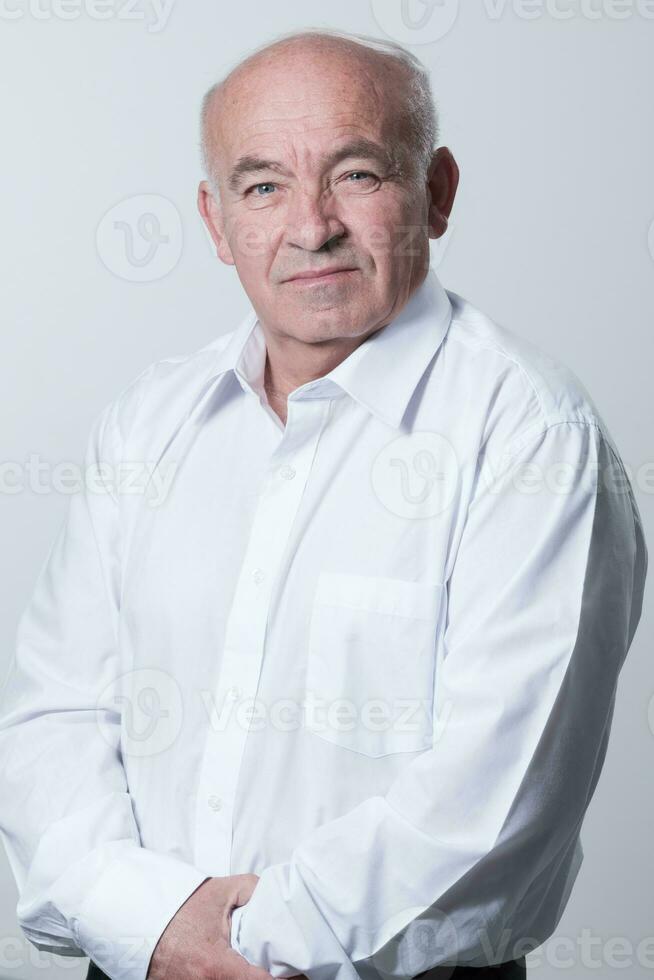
left=199, top=27, right=439, bottom=203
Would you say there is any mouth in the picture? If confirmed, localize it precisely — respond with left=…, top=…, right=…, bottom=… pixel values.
left=284, top=267, right=358, bottom=285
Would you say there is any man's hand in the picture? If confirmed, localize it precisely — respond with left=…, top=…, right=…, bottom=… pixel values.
left=147, top=874, right=274, bottom=980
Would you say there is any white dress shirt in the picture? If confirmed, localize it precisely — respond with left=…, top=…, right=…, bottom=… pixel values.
left=0, top=268, right=647, bottom=980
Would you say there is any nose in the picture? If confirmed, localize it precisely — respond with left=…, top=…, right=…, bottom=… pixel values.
left=284, top=188, right=346, bottom=252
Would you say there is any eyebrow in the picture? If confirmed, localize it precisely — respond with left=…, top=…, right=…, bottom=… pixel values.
left=226, top=138, right=398, bottom=194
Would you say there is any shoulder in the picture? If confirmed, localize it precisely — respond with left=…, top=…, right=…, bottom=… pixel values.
left=97, top=330, right=236, bottom=458
left=441, top=289, right=611, bottom=455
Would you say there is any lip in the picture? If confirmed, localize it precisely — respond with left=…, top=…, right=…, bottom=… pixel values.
left=285, top=267, right=358, bottom=284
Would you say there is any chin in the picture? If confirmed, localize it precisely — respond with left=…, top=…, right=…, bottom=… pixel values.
left=303, top=310, right=369, bottom=341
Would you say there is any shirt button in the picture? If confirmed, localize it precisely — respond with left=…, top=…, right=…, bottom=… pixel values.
left=252, top=568, right=265, bottom=584
left=279, top=464, right=296, bottom=480
left=207, top=795, right=223, bottom=811
left=226, top=685, right=241, bottom=700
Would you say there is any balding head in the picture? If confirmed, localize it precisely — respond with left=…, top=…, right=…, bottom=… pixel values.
left=200, top=29, right=439, bottom=203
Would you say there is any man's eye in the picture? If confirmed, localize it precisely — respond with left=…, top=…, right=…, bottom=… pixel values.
left=248, top=183, right=276, bottom=196
left=345, top=171, right=376, bottom=183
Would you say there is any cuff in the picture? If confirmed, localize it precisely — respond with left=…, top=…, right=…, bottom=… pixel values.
left=71, top=848, right=209, bottom=980
left=234, top=862, right=359, bottom=980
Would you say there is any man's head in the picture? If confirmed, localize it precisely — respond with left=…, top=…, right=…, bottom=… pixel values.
left=197, top=28, right=458, bottom=351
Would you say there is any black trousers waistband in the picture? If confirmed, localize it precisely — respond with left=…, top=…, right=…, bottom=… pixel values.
left=413, top=956, right=527, bottom=979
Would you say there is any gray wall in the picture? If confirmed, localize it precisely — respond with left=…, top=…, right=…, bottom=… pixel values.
left=1, top=1, right=652, bottom=977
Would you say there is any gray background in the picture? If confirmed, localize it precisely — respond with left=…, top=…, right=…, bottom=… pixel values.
left=1, top=1, right=652, bottom=977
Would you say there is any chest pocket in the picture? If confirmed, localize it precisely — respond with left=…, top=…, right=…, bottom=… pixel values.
left=304, top=572, right=443, bottom=758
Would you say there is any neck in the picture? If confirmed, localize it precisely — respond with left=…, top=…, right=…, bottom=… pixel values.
left=261, top=329, right=366, bottom=402
left=262, top=356, right=311, bottom=403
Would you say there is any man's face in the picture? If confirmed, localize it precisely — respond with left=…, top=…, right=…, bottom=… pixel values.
left=199, top=43, right=441, bottom=347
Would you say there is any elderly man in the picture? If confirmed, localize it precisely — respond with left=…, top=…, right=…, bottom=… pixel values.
left=0, top=26, right=647, bottom=980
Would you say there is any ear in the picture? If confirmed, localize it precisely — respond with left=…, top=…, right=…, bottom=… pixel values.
left=197, top=180, right=235, bottom=265
left=426, top=147, right=459, bottom=240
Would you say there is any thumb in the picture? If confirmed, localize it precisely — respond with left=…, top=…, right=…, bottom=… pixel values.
left=231, top=872, right=260, bottom=908
left=221, top=874, right=259, bottom=941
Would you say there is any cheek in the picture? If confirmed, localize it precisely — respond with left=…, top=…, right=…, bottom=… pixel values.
left=227, top=213, right=279, bottom=268
left=349, top=198, right=414, bottom=264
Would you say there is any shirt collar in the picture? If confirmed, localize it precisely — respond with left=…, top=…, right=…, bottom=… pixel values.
left=209, top=268, right=453, bottom=430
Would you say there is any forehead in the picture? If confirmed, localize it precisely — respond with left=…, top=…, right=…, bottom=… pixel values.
left=213, top=46, right=404, bottom=161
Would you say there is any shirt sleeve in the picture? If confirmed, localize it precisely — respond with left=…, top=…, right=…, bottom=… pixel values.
left=229, top=420, right=648, bottom=980
left=0, top=395, right=210, bottom=980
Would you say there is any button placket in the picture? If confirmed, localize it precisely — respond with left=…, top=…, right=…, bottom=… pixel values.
left=193, top=399, right=332, bottom=874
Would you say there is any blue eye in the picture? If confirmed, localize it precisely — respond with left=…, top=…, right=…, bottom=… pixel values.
left=251, top=183, right=276, bottom=196
left=347, top=171, right=374, bottom=182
